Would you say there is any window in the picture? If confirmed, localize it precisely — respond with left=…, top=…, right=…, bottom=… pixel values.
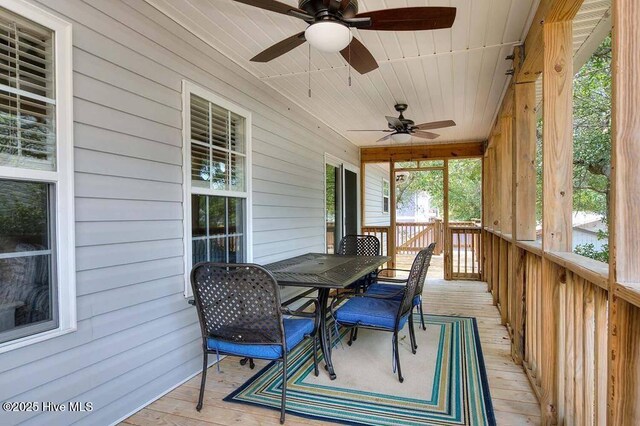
left=382, top=178, right=390, bottom=213
left=0, top=1, right=74, bottom=352
left=183, top=82, right=252, bottom=296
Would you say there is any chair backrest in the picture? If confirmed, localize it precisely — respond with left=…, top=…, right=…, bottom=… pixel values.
left=190, top=263, right=285, bottom=346
left=414, top=242, right=437, bottom=297
left=337, top=235, right=380, bottom=256
left=397, top=247, right=432, bottom=321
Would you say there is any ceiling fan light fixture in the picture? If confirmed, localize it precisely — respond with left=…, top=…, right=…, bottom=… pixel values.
left=305, top=21, right=353, bottom=53
left=391, top=132, right=412, bottom=143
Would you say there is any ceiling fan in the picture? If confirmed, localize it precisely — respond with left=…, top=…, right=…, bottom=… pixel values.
left=348, top=103, right=456, bottom=143
left=230, top=0, right=456, bottom=74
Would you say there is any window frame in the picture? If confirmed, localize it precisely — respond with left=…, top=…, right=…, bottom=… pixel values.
left=382, top=178, right=390, bottom=214
left=0, top=0, right=75, bottom=354
left=182, top=81, right=253, bottom=297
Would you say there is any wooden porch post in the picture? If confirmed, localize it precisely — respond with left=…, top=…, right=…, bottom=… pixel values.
left=541, top=20, right=574, bottom=424
left=608, top=0, right=640, bottom=423
left=443, top=160, right=451, bottom=280
left=512, top=46, right=538, bottom=364
left=389, top=160, right=397, bottom=272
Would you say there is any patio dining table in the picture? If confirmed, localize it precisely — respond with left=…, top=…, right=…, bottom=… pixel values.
left=265, top=252, right=389, bottom=380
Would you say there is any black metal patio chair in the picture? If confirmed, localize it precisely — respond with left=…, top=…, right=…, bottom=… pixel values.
left=367, top=242, right=437, bottom=335
left=331, top=247, right=431, bottom=383
left=337, top=234, right=381, bottom=257
left=190, top=263, right=320, bottom=424
left=335, top=234, right=382, bottom=343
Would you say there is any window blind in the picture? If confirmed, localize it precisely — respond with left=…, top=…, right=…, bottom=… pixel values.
left=0, top=9, right=55, bottom=171
left=190, top=93, right=246, bottom=192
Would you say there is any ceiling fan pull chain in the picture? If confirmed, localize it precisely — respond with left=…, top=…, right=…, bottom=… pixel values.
left=308, top=44, right=312, bottom=98
left=348, top=41, right=352, bottom=87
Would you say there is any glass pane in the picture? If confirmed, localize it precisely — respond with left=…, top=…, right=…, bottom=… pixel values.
left=190, top=94, right=209, bottom=145
left=229, top=112, right=245, bottom=154
left=192, top=239, right=207, bottom=264
left=229, top=153, right=244, bottom=192
left=0, top=180, right=50, bottom=254
left=210, top=103, right=228, bottom=151
left=208, top=196, right=226, bottom=236
left=190, top=195, right=207, bottom=238
left=0, top=92, right=56, bottom=171
left=228, top=235, right=244, bottom=263
left=190, top=143, right=209, bottom=188
left=210, top=148, right=227, bottom=191
left=0, top=254, right=54, bottom=337
left=228, top=198, right=244, bottom=235
left=208, top=238, right=226, bottom=263
left=325, top=164, right=339, bottom=254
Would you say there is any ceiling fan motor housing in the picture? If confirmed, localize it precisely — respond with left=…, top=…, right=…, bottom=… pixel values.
left=299, top=0, right=359, bottom=19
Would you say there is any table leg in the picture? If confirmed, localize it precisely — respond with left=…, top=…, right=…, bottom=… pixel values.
left=317, top=288, right=337, bottom=380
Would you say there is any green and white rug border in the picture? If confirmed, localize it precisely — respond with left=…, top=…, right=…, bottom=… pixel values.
left=223, top=314, right=496, bottom=426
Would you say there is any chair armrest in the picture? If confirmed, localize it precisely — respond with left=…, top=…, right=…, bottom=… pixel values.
left=377, top=268, right=411, bottom=274
left=377, top=277, right=408, bottom=284
left=282, top=299, right=321, bottom=337
left=353, top=289, right=406, bottom=300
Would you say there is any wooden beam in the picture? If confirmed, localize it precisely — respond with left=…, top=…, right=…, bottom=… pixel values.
left=500, top=115, right=513, bottom=234
left=360, top=141, right=484, bottom=163
left=517, top=0, right=585, bottom=83
left=513, top=83, right=537, bottom=241
left=443, top=160, right=451, bottom=280
left=540, top=20, right=574, bottom=424
left=542, top=21, right=574, bottom=253
left=389, top=160, right=397, bottom=272
left=608, top=0, right=640, bottom=422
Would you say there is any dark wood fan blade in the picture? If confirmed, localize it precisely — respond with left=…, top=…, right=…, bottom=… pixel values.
left=413, top=130, right=440, bottom=140
left=414, top=120, right=456, bottom=131
left=385, top=116, right=404, bottom=129
left=340, top=37, right=378, bottom=74
left=230, top=0, right=312, bottom=19
left=376, top=134, right=393, bottom=143
left=347, top=129, right=393, bottom=132
left=251, top=32, right=306, bottom=62
left=356, top=7, right=456, bottom=31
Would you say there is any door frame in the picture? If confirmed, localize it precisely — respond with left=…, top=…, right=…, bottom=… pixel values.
left=324, top=154, right=361, bottom=251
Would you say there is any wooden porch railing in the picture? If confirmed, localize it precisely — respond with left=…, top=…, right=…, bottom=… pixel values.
left=483, top=229, right=609, bottom=424
left=326, top=222, right=335, bottom=253
left=361, top=226, right=392, bottom=271
left=448, top=225, right=482, bottom=280
left=395, top=220, right=443, bottom=255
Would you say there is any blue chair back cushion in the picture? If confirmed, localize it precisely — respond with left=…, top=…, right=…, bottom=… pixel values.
left=367, top=283, right=421, bottom=306
left=335, top=297, right=408, bottom=330
left=207, top=318, right=314, bottom=360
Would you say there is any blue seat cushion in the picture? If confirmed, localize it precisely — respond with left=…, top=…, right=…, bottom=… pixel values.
left=335, top=296, right=408, bottom=330
left=367, top=283, right=421, bottom=306
left=206, top=318, right=314, bottom=360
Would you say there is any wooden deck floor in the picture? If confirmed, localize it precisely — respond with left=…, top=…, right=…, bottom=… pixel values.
left=123, top=258, right=540, bottom=426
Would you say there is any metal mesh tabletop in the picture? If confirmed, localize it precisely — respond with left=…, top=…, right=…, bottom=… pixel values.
left=265, top=253, right=390, bottom=289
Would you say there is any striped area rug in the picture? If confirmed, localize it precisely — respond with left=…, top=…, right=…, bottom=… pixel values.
left=224, top=314, right=495, bottom=425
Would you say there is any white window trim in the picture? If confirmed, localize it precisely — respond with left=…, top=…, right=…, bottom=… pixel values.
left=182, top=81, right=253, bottom=297
left=0, top=0, right=75, bottom=354
left=382, top=178, right=390, bottom=214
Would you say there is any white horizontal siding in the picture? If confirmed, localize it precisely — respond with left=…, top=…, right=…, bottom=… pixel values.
left=0, top=0, right=359, bottom=425
left=364, top=163, right=391, bottom=227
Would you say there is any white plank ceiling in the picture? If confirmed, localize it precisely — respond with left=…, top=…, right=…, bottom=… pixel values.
left=146, top=0, right=541, bottom=147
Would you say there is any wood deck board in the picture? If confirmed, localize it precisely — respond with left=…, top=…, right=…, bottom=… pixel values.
left=123, top=257, right=540, bottom=425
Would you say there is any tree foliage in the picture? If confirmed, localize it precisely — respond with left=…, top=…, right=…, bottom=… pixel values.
left=396, top=159, right=482, bottom=222
left=536, top=35, right=612, bottom=262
